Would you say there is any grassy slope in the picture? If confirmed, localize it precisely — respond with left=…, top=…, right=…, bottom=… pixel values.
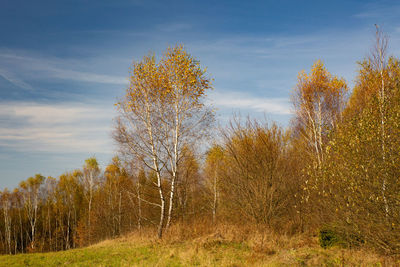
left=1, top=238, right=396, bottom=266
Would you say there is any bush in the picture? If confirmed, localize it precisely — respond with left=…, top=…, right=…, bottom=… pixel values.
left=319, top=227, right=344, bottom=248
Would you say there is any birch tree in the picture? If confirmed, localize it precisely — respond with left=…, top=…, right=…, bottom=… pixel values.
left=345, top=26, right=400, bottom=221
left=82, top=158, right=100, bottom=245
left=19, top=174, right=45, bottom=250
left=371, top=25, right=389, bottom=217
left=1, top=189, right=12, bottom=254
left=114, top=45, right=214, bottom=238
left=291, top=60, right=348, bottom=168
left=205, top=145, right=224, bottom=224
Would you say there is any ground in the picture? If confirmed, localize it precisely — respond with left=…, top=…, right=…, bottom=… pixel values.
left=0, top=227, right=397, bottom=266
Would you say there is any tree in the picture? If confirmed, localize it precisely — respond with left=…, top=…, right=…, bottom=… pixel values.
left=114, top=45, right=214, bottom=238
left=290, top=61, right=349, bottom=229
left=319, top=79, right=400, bottom=252
left=82, top=158, right=100, bottom=245
left=204, top=145, right=224, bottom=224
left=174, top=146, right=202, bottom=222
left=319, top=28, right=400, bottom=253
left=101, top=156, right=133, bottom=238
left=217, top=118, right=293, bottom=227
left=19, top=174, right=45, bottom=250
left=367, top=25, right=393, bottom=217
left=43, top=176, right=57, bottom=251
left=55, top=172, right=82, bottom=249
left=291, top=60, right=348, bottom=168
left=1, top=189, right=12, bottom=254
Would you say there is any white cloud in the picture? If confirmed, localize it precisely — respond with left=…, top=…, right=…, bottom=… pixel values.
left=0, top=68, right=34, bottom=91
left=353, top=3, right=400, bottom=19
left=0, top=101, right=116, bottom=153
left=0, top=51, right=128, bottom=85
left=49, top=68, right=127, bottom=85
left=208, top=91, right=291, bottom=115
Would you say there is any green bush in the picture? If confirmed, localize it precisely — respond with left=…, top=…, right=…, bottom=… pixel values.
left=319, top=227, right=344, bottom=248
left=319, top=225, right=366, bottom=249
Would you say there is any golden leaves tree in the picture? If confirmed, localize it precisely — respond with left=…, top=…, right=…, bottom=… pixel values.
left=19, top=174, right=45, bottom=250
left=204, top=144, right=224, bottom=224
left=0, top=189, right=12, bottom=254
left=114, top=45, right=214, bottom=238
left=321, top=28, right=400, bottom=253
left=217, top=118, right=292, bottom=228
left=291, top=60, right=348, bottom=230
left=291, top=60, right=348, bottom=168
left=82, top=157, right=100, bottom=245
left=345, top=27, right=400, bottom=219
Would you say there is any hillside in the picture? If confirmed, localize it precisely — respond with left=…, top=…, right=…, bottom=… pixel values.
left=0, top=227, right=397, bottom=267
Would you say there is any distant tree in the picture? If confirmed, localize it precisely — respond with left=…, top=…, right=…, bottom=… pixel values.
left=43, top=176, right=57, bottom=251
left=204, top=145, right=224, bottom=224
left=56, top=172, right=82, bottom=249
left=174, top=146, right=202, bottom=222
left=19, top=174, right=45, bottom=250
left=99, top=156, right=133, bottom=238
left=82, top=158, right=100, bottom=245
left=1, top=189, right=12, bottom=254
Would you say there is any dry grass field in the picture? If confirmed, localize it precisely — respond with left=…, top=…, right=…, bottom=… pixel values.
left=1, top=224, right=397, bottom=267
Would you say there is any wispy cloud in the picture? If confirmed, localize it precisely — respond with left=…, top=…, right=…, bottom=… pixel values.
left=187, top=28, right=400, bottom=93
left=353, top=2, right=400, bottom=19
left=208, top=91, right=291, bottom=115
left=0, top=51, right=128, bottom=85
left=0, top=101, right=116, bottom=153
left=49, top=68, right=127, bottom=85
left=0, top=68, right=34, bottom=91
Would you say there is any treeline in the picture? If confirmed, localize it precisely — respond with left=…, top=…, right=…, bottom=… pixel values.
left=1, top=28, right=400, bottom=255
left=0, top=158, right=134, bottom=253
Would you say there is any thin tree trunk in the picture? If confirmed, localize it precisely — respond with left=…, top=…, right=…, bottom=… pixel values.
left=66, top=210, right=71, bottom=250
left=136, top=182, right=142, bottom=231
left=156, top=173, right=165, bottom=239
left=166, top=175, right=176, bottom=229
left=48, top=204, right=52, bottom=251
left=88, top=176, right=92, bottom=245
left=3, top=199, right=11, bottom=254
left=145, top=100, right=165, bottom=239
left=166, top=98, right=180, bottom=230
left=212, top=168, right=218, bottom=224
left=19, top=209, right=23, bottom=253
left=118, top=191, right=122, bottom=236
left=375, top=25, right=389, bottom=217
left=13, top=225, right=17, bottom=254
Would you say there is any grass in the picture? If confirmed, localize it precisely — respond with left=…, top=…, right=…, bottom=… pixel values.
left=0, top=224, right=398, bottom=266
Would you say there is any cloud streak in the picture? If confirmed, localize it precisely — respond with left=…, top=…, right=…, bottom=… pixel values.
left=209, top=91, right=292, bottom=115
left=353, top=3, right=400, bottom=19
left=0, top=101, right=116, bottom=153
left=0, top=51, right=128, bottom=86
left=0, top=68, right=34, bottom=91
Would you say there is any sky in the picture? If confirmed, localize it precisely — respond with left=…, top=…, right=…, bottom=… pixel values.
left=1, top=0, right=400, bottom=189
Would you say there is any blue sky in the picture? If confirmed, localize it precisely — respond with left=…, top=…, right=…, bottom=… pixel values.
left=1, top=0, right=400, bottom=189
